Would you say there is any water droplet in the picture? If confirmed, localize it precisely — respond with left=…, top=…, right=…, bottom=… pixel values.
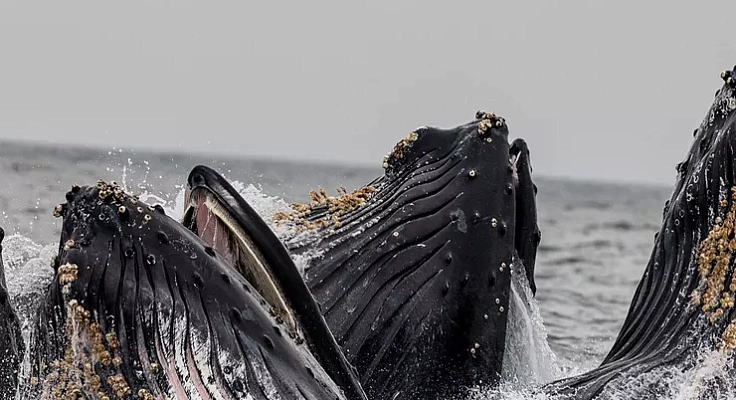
left=192, top=272, right=204, bottom=289
left=498, top=222, right=507, bottom=236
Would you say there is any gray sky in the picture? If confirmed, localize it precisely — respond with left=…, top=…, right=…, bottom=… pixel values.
left=0, top=1, right=734, bottom=185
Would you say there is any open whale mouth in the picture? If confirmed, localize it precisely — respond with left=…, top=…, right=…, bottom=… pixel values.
left=182, top=165, right=367, bottom=399
left=182, top=177, right=298, bottom=333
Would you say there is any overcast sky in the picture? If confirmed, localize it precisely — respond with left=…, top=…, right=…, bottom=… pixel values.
left=0, top=1, right=734, bottom=185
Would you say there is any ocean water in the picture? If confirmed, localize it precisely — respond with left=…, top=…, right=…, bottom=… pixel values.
left=0, top=140, right=674, bottom=395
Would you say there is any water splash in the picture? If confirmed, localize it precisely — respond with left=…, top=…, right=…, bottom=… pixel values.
left=500, top=256, right=562, bottom=387
left=134, top=175, right=321, bottom=275
left=3, top=234, right=55, bottom=343
left=673, top=349, right=736, bottom=400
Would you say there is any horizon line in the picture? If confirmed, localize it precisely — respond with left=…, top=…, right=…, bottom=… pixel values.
left=0, top=137, right=674, bottom=189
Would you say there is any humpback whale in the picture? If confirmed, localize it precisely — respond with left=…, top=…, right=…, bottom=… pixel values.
left=536, top=67, right=736, bottom=398
left=182, top=112, right=542, bottom=399
left=9, top=181, right=366, bottom=399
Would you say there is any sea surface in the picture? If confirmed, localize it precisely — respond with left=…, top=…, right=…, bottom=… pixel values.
left=0, top=140, right=674, bottom=394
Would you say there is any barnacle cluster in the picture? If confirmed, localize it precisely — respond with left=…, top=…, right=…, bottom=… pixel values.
left=95, top=180, right=136, bottom=204
left=476, top=110, right=505, bottom=143
left=721, top=69, right=736, bottom=89
left=694, top=188, right=736, bottom=322
left=721, top=322, right=736, bottom=353
left=382, top=130, right=420, bottom=169
left=57, top=263, right=78, bottom=285
left=55, top=181, right=153, bottom=231
left=692, top=187, right=736, bottom=352
left=35, top=299, right=150, bottom=400
left=274, top=186, right=376, bottom=231
left=34, top=244, right=159, bottom=398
